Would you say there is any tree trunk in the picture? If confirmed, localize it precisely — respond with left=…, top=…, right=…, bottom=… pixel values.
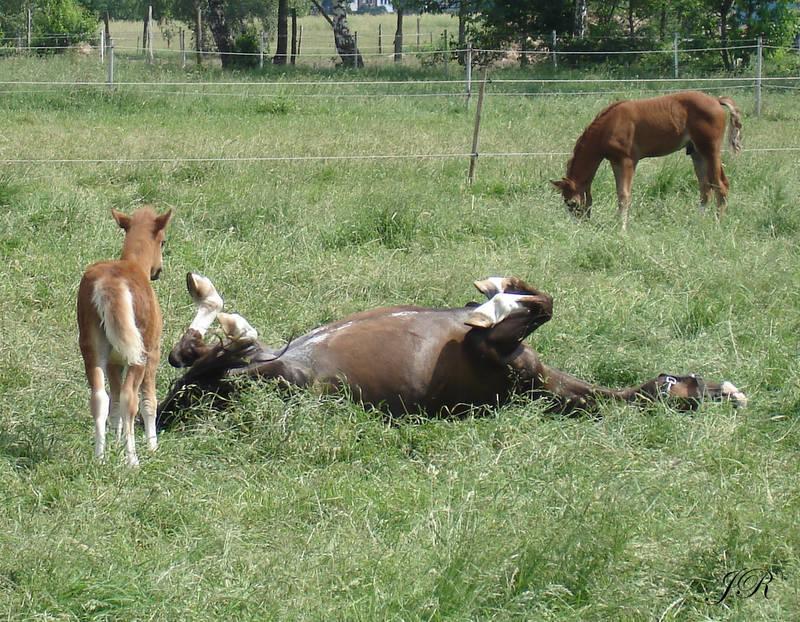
left=195, top=4, right=203, bottom=66
left=207, top=0, right=233, bottom=67
left=627, top=0, right=635, bottom=37
left=291, top=9, right=297, bottom=64
left=393, top=8, right=403, bottom=62
left=274, top=0, right=288, bottom=65
left=331, top=0, right=363, bottom=67
left=718, top=0, right=734, bottom=70
left=573, top=0, right=587, bottom=39
left=457, top=7, right=467, bottom=65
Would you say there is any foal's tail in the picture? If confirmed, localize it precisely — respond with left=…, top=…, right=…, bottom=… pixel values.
left=91, top=279, right=146, bottom=366
left=718, top=97, right=743, bottom=155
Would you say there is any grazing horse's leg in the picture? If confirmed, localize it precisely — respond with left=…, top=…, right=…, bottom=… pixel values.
left=610, top=158, right=636, bottom=231
left=695, top=141, right=727, bottom=219
left=715, top=165, right=730, bottom=219
left=689, top=150, right=712, bottom=212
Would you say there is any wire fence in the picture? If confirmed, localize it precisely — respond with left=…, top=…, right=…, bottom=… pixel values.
left=2, top=38, right=800, bottom=169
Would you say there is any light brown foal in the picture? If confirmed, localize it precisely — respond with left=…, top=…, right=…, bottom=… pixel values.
left=552, top=90, right=742, bottom=230
left=77, top=207, right=172, bottom=465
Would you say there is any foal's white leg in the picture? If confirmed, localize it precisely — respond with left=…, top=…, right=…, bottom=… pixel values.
left=120, top=367, right=145, bottom=467
left=107, top=363, right=124, bottom=443
left=187, top=273, right=224, bottom=336
left=89, top=374, right=110, bottom=461
left=140, top=391, right=158, bottom=453
left=140, top=358, right=159, bottom=453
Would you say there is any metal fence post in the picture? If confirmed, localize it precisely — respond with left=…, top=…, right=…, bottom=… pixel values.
left=552, top=30, right=558, bottom=72
left=755, top=35, right=762, bottom=117
left=673, top=33, right=678, bottom=78
left=108, top=39, right=115, bottom=92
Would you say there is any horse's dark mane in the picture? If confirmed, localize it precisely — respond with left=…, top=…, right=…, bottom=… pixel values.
left=567, top=100, right=627, bottom=178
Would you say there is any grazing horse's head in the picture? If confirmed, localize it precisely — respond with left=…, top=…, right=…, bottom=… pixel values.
left=112, top=207, right=173, bottom=281
left=550, top=177, right=591, bottom=220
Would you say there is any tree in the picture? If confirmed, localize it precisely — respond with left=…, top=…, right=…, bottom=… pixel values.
left=273, top=0, right=287, bottom=64
left=309, top=0, right=362, bottom=67
left=463, top=0, right=573, bottom=50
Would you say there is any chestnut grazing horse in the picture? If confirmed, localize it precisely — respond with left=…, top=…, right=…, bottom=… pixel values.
left=552, top=90, right=743, bottom=230
left=77, top=207, right=172, bottom=465
left=157, top=273, right=746, bottom=426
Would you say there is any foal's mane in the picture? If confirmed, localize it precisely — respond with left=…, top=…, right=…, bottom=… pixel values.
left=567, top=100, right=626, bottom=178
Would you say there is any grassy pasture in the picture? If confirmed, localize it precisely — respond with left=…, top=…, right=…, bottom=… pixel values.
left=1, top=47, right=800, bottom=620
left=103, top=13, right=459, bottom=67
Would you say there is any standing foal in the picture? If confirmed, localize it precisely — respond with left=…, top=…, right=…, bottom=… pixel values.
left=77, top=207, right=172, bottom=465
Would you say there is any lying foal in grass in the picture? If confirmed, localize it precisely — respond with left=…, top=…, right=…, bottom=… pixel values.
left=158, top=273, right=745, bottom=425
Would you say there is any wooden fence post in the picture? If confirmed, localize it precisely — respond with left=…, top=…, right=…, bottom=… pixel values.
left=551, top=30, right=557, bottom=71
left=468, top=66, right=488, bottom=184
left=465, top=41, right=472, bottom=109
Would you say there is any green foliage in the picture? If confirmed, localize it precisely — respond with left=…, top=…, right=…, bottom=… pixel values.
left=229, top=27, right=260, bottom=68
left=31, top=0, right=98, bottom=50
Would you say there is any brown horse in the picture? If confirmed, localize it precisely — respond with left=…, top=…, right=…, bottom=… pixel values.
left=551, top=90, right=743, bottom=230
left=157, top=273, right=746, bottom=426
left=77, top=207, right=172, bottom=465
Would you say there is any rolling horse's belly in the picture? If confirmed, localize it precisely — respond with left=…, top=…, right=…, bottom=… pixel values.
left=295, top=307, right=513, bottom=413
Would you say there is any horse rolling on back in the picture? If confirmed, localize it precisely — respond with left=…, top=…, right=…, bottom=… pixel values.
left=551, top=90, right=743, bottom=230
left=77, top=207, right=172, bottom=465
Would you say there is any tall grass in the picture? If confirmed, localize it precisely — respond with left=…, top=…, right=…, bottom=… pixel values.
left=1, top=49, right=799, bottom=620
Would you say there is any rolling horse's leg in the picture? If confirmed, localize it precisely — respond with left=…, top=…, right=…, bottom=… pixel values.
left=168, top=273, right=225, bottom=368
left=523, top=362, right=747, bottom=412
left=469, top=277, right=747, bottom=411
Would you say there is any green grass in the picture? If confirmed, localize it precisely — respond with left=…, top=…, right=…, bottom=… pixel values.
left=1, top=48, right=800, bottom=620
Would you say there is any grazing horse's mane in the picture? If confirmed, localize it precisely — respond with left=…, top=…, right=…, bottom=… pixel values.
left=567, top=100, right=626, bottom=178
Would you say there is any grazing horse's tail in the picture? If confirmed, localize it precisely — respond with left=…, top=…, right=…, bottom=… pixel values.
left=718, top=97, right=743, bottom=155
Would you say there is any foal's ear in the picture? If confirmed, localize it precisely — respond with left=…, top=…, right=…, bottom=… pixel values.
left=550, top=179, right=565, bottom=191
left=111, top=208, right=131, bottom=231
left=155, top=209, right=173, bottom=232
